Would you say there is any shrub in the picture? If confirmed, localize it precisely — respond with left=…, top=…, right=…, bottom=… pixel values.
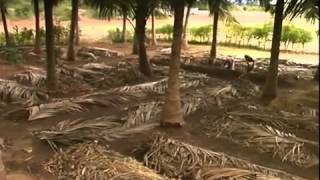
left=156, top=24, right=173, bottom=40
left=14, top=6, right=32, bottom=19
left=0, top=46, right=23, bottom=64
left=190, top=25, right=212, bottom=43
left=54, top=3, right=72, bottom=21
left=107, top=28, right=133, bottom=43
left=12, top=26, right=34, bottom=45
left=298, top=29, right=313, bottom=48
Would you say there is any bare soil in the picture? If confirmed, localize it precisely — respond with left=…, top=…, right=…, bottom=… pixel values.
left=0, top=42, right=318, bottom=180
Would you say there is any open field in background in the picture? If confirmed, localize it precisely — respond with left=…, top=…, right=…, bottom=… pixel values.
left=1, top=9, right=319, bottom=64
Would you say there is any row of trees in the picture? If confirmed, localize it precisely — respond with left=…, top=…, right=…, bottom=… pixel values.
left=0, top=0, right=318, bottom=126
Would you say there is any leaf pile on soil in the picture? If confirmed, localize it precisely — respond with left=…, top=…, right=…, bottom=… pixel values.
left=45, top=142, right=168, bottom=180
left=144, top=135, right=307, bottom=180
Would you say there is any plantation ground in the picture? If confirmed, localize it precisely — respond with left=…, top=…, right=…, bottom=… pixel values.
left=0, top=42, right=318, bottom=180
left=2, top=9, right=319, bottom=64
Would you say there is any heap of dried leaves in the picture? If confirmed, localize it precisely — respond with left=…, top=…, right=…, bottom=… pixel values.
left=45, top=142, right=168, bottom=180
left=144, top=135, right=307, bottom=180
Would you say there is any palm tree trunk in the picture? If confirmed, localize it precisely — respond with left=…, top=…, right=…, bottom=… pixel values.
left=1, top=7, right=10, bottom=46
left=75, top=13, right=80, bottom=45
left=314, top=65, right=319, bottom=81
left=132, top=29, right=139, bottom=54
left=67, top=0, right=79, bottom=61
left=44, top=0, right=57, bottom=90
left=160, top=0, right=185, bottom=127
left=151, top=11, right=157, bottom=45
left=33, top=0, right=41, bottom=54
left=262, top=0, right=284, bottom=101
left=209, top=3, right=219, bottom=64
left=122, top=9, right=127, bottom=43
left=136, top=3, right=151, bottom=76
left=182, top=3, right=191, bottom=48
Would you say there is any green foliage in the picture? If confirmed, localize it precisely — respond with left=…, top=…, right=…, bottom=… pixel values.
left=107, top=28, right=133, bottom=43
left=14, top=6, right=32, bottom=19
left=12, top=26, right=34, bottom=45
left=53, top=21, right=69, bottom=44
left=195, top=1, right=209, bottom=10
left=242, top=5, right=264, bottom=11
left=54, top=4, right=72, bottom=21
left=156, top=24, right=173, bottom=40
left=0, top=46, right=23, bottom=64
left=190, top=25, right=212, bottom=43
left=154, top=9, right=171, bottom=19
left=281, top=24, right=313, bottom=48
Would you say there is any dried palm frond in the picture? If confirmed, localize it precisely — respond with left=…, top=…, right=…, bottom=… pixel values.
left=208, top=117, right=318, bottom=167
left=144, top=135, right=306, bottom=180
left=35, top=116, right=157, bottom=146
left=45, top=142, right=168, bottom=180
left=179, top=72, right=209, bottom=89
left=198, top=167, right=281, bottom=180
left=228, top=111, right=318, bottom=131
left=0, top=79, right=48, bottom=106
left=118, top=78, right=168, bottom=94
left=13, top=70, right=46, bottom=87
left=124, top=102, right=163, bottom=128
left=35, top=116, right=121, bottom=146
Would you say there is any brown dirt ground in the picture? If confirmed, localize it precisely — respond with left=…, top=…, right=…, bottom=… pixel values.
left=0, top=42, right=318, bottom=180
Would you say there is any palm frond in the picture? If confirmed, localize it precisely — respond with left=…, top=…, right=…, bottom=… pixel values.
left=0, top=79, right=48, bottom=106
left=144, top=135, right=307, bottom=180
left=45, top=142, right=168, bottom=180
left=209, top=117, right=318, bottom=167
left=13, top=70, right=46, bottom=88
left=200, top=167, right=281, bottom=180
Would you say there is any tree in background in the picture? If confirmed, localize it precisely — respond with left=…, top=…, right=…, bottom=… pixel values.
left=0, top=0, right=11, bottom=46
left=208, top=0, right=235, bottom=64
left=67, top=0, right=79, bottom=61
left=44, top=0, right=57, bottom=91
left=182, top=0, right=196, bottom=48
left=33, top=0, right=41, bottom=53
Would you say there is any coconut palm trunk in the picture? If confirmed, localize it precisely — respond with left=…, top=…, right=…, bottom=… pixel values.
left=67, top=0, right=79, bottom=61
left=0, top=5, right=10, bottom=46
left=122, top=8, right=127, bottom=43
left=33, top=0, right=41, bottom=53
left=262, top=0, right=284, bottom=100
left=182, top=3, right=191, bottom=48
left=44, top=0, right=57, bottom=90
left=209, top=2, right=220, bottom=64
left=132, top=29, right=139, bottom=54
left=314, top=66, right=319, bottom=81
left=136, top=2, right=152, bottom=76
left=160, top=0, right=185, bottom=127
left=75, top=13, right=80, bottom=45
left=151, top=10, right=157, bottom=45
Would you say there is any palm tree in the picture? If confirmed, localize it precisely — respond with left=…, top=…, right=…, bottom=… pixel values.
left=33, top=0, right=41, bottom=53
left=208, top=0, right=235, bottom=64
left=261, top=0, right=284, bottom=100
left=160, top=0, right=185, bottom=127
left=261, top=0, right=319, bottom=99
left=44, top=0, right=57, bottom=90
left=121, top=5, right=128, bottom=43
left=67, top=0, right=79, bottom=61
left=151, top=10, right=157, bottom=45
left=182, top=0, right=195, bottom=48
left=0, top=0, right=11, bottom=46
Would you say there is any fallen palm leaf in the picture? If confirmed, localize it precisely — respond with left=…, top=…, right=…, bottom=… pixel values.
left=45, top=142, right=168, bottom=180
left=144, top=135, right=306, bottom=180
left=0, top=79, right=48, bottom=106
left=209, top=117, right=318, bottom=167
left=198, top=167, right=281, bottom=180
left=13, top=70, right=46, bottom=87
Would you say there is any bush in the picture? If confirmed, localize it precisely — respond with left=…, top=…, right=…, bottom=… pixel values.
left=53, top=21, right=70, bottom=44
left=107, top=28, right=133, bottom=43
left=54, top=3, right=72, bottom=21
left=281, top=25, right=313, bottom=49
left=156, top=24, right=173, bottom=40
left=12, top=26, right=34, bottom=45
left=14, top=6, right=32, bottom=19
left=0, top=46, right=23, bottom=64
left=190, top=25, right=212, bottom=43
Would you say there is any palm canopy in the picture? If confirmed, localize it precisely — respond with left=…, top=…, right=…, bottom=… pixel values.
left=207, top=0, right=238, bottom=23
left=84, top=0, right=163, bottom=20
left=259, top=0, right=319, bottom=23
left=284, top=0, right=319, bottom=23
